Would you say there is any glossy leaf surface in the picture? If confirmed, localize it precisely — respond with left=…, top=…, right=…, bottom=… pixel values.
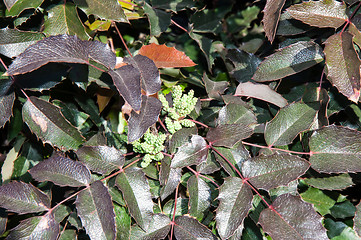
left=259, top=193, right=328, bottom=240
left=0, top=90, right=15, bottom=128
left=29, top=154, right=91, bottom=187
left=217, top=101, right=257, bottom=129
left=0, top=181, right=50, bottom=214
left=6, top=0, right=43, bottom=16
left=76, top=181, right=116, bottom=240
left=226, top=49, right=261, bottom=83
left=203, top=73, right=228, bottom=100
left=188, top=175, right=212, bottom=220
left=207, top=124, right=253, bottom=148
left=143, top=2, right=171, bottom=37
left=22, top=96, right=85, bottom=151
left=174, top=215, right=217, bottom=240
left=263, top=0, right=286, bottom=43
left=252, top=41, right=324, bottom=82
left=159, top=156, right=182, bottom=200
left=130, top=213, right=171, bottom=239
left=74, top=0, right=128, bottom=22
left=304, top=174, right=354, bottom=190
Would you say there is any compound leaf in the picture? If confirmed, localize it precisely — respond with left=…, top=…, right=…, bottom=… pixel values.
left=206, top=124, right=253, bottom=148
left=216, top=177, right=253, bottom=239
left=252, top=41, right=324, bottom=82
left=242, top=153, right=310, bottom=191
left=287, top=0, right=348, bottom=29
left=0, top=181, right=50, bottom=214
left=263, top=0, right=286, bottom=43
left=74, top=0, right=128, bottom=22
left=265, top=102, right=318, bottom=146
left=174, top=215, right=217, bottom=240
left=127, top=95, right=162, bottom=142
left=29, top=153, right=91, bottom=187
left=324, top=32, right=361, bottom=102
left=22, top=96, right=85, bottom=151
left=259, top=193, right=328, bottom=240
left=309, top=125, right=361, bottom=173
left=115, top=167, right=154, bottom=230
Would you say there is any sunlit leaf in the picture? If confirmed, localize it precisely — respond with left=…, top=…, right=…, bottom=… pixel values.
left=174, top=215, right=217, bottom=240
left=252, top=41, right=324, bottom=82
left=309, top=125, right=361, bottom=173
left=143, top=2, right=171, bottom=37
left=287, top=0, right=348, bottom=29
left=216, top=177, right=253, bottom=239
left=74, top=0, right=128, bottom=22
left=6, top=214, right=59, bottom=240
left=127, top=95, right=162, bottom=142
left=235, top=82, right=287, bottom=108
left=6, top=34, right=116, bottom=76
left=264, top=102, right=318, bottom=146
left=76, top=146, right=124, bottom=175
left=242, top=153, right=309, bottom=190
left=188, top=175, right=212, bottom=221
left=6, top=0, right=43, bottom=16
left=115, top=167, right=154, bottom=230
left=0, top=28, right=44, bottom=58
left=168, top=127, right=198, bottom=154
left=114, top=204, right=131, bottom=240
left=58, top=229, right=76, bottom=240
left=43, top=3, right=89, bottom=40
left=29, top=153, right=91, bottom=187
left=203, top=72, right=228, bottom=100
left=263, top=0, right=286, bottom=43
left=138, top=43, right=196, bottom=68
left=22, top=96, right=85, bottom=151
left=259, top=194, right=328, bottom=240
left=159, top=156, right=182, bottom=200
left=207, top=124, right=253, bottom=148
left=76, top=181, right=116, bottom=240
left=354, top=202, right=361, bottom=237
left=130, top=213, right=171, bottom=239
left=226, top=49, right=261, bottom=83
left=196, top=151, right=220, bottom=174
left=0, top=181, right=50, bottom=214
left=124, top=55, right=161, bottom=95
left=171, top=135, right=208, bottom=168
left=301, top=187, right=336, bottom=215
left=109, top=65, right=142, bottom=111
left=0, top=90, right=15, bottom=128
left=324, top=32, right=361, bottom=102
left=304, top=173, right=354, bottom=190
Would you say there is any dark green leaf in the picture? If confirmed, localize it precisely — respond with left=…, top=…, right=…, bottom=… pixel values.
left=168, top=127, right=197, bottom=154
left=22, top=96, right=85, bottom=151
left=252, top=41, right=324, bottom=82
left=163, top=198, right=188, bottom=219
left=143, top=2, right=171, bottom=37
left=74, top=0, right=128, bottom=22
left=216, top=177, right=253, bottom=239
left=242, top=153, right=309, bottom=190
left=115, top=167, right=154, bottom=230
left=29, top=153, right=91, bottom=187
left=76, top=146, right=124, bottom=175
left=6, top=214, right=59, bottom=240
left=6, top=0, right=43, bottom=16
left=150, top=0, right=195, bottom=11
left=354, top=202, right=361, bottom=236
left=75, top=181, right=116, bottom=240
left=188, top=32, right=215, bottom=71
left=191, top=8, right=223, bottom=33
left=263, top=0, right=286, bottom=43
left=203, top=72, right=228, bottom=100
left=265, top=102, right=318, bottom=146
left=58, top=229, right=77, bottom=240
left=325, top=218, right=361, bottom=239
left=226, top=49, right=261, bottom=83
left=174, top=215, right=217, bottom=240
left=171, top=135, right=208, bottom=168
left=0, top=181, right=50, bottom=214
left=188, top=175, right=212, bottom=221
left=207, top=124, right=253, bottom=148
left=159, top=156, right=181, bottom=200
left=114, top=204, right=131, bottom=240
left=301, top=187, right=336, bottom=215
left=330, top=201, right=356, bottom=219
left=276, top=11, right=312, bottom=36
left=304, top=173, right=354, bottom=190
left=130, top=213, right=171, bottom=239
left=309, top=125, right=361, bottom=173
left=259, top=194, right=328, bottom=240
left=128, top=95, right=162, bottom=142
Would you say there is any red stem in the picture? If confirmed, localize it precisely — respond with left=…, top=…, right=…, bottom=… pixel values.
left=170, top=184, right=180, bottom=240
left=112, top=21, right=133, bottom=57
left=171, top=19, right=188, bottom=33
left=341, top=1, right=361, bottom=33
left=241, top=141, right=313, bottom=155
left=188, top=119, right=209, bottom=128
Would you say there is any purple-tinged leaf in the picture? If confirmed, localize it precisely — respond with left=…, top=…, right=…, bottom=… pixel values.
left=265, top=102, right=318, bottom=146
left=124, top=55, right=161, bottom=95
left=207, top=124, right=253, bottom=148
left=22, top=96, right=85, bottom=151
left=6, top=0, right=44, bottom=17
left=74, top=0, right=128, bottom=22
left=276, top=11, right=311, bottom=36
left=226, top=49, right=261, bottom=83
left=235, top=82, right=288, bottom=108
left=128, top=95, right=162, bottom=142
left=29, top=154, right=91, bottom=187
left=242, top=153, right=310, bottom=191
left=115, top=167, right=154, bottom=230
left=6, top=35, right=116, bottom=76
left=0, top=28, right=44, bottom=58
left=196, top=151, right=221, bottom=174
left=216, top=177, right=253, bottom=239
left=171, top=135, right=208, bottom=168
left=130, top=213, right=171, bottom=239
left=0, top=208, right=7, bottom=236
left=287, top=0, right=348, bottom=29
left=0, top=91, right=15, bottom=128
left=6, top=214, right=59, bottom=240
left=75, top=181, right=116, bottom=240
left=252, top=41, right=324, bottom=82
left=0, top=181, right=50, bottom=214
left=188, top=175, right=212, bottom=221
left=159, top=156, right=181, bottom=200
left=263, top=0, right=286, bottom=43
left=168, top=127, right=198, bottom=154
left=174, top=215, right=217, bottom=240
left=203, top=72, right=228, bottom=100
left=304, top=173, right=354, bottom=190
left=259, top=193, right=328, bottom=240
left=324, top=32, right=361, bottom=102
left=309, top=125, right=361, bottom=173
left=4, top=0, right=17, bottom=10
left=76, top=146, right=124, bottom=175
left=354, top=202, right=361, bottom=237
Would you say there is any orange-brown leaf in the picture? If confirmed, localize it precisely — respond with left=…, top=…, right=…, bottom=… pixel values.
left=138, top=43, right=196, bottom=68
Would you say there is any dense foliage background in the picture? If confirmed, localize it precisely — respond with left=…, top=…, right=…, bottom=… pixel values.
left=2, top=0, right=361, bottom=239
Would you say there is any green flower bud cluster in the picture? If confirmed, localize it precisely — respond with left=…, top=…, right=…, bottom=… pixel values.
left=132, top=130, right=166, bottom=168
left=159, top=85, right=198, bottom=134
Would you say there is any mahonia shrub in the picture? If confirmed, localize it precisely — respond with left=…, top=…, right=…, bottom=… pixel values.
left=2, top=0, right=361, bottom=239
